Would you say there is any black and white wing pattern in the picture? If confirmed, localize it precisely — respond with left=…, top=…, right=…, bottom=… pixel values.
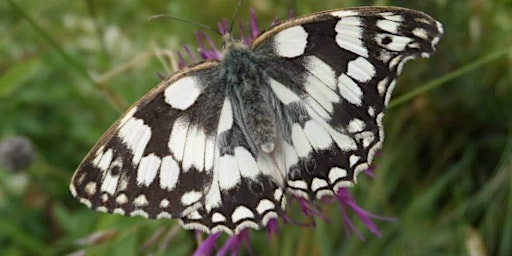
left=247, top=7, right=443, bottom=200
left=70, top=6, right=442, bottom=235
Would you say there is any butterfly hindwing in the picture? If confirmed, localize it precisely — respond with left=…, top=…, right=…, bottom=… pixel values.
left=179, top=97, right=286, bottom=234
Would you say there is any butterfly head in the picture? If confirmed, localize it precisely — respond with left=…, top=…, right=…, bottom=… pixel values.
left=221, top=33, right=248, bottom=54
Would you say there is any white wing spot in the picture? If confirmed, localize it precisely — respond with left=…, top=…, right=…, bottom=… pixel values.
left=368, top=107, right=375, bottom=117
left=256, top=199, right=275, bottom=215
left=329, top=128, right=358, bottom=152
left=347, top=57, right=376, bottom=82
left=157, top=212, right=172, bottom=219
left=80, top=198, right=92, bottom=208
left=159, top=156, right=180, bottom=190
left=305, top=56, right=337, bottom=90
left=382, top=14, right=403, bottom=22
left=234, top=147, right=260, bottom=178
left=118, top=176, right=128, bottom=191
left=130, top=209, right=149, bottom=218
left=349, top=155, right=360, bottom=167
left=136, top=153, right=161, bottom=186
left=291, top=124, right=313, bottom=157
left=205, top=172, right=222, bottom=211
left=97, top=206, right=108, bottom=212
left=270, top=78, right=301, bottom=104
left=85, top=182, right=97, bottom=195
left=217, top=154, right=241, bottom=190
left=304, top=120, right=332, bottom=150
left=119, top=107, right=137, bottom=127
left=134, top=194, right=149, bottom=207
left=91, top=147, right=104, bottom=168
left=280, top=142, right=299, bottom=173
left=116, top=193, right=128, bottom=205
left=182, top=125, right=206, bottom=171
left=347, top=119, right=365, bottom=133
left=334, top=17, right=368, bottom=57
left=231, top=205, right=254, bottom=223
left=113, top=208, right=125, bottom=215
left=204, top=136, right=216, bottom=172
left=217, top=98, right=233, bottom=135
left=186, top=210, right=202, bottom=220
left=212, top=212, right=226, bottom=223
left=338, top=74, right=363, bottom=106
left=305, top=75, right=338, bottom=114
left=376, top=33, right=414, bottom=52
left=311, top=178, right=329, bottom=191
left=288, top=180, right=308, bottom=190
left=329, top=167, right=348, bottom=183
left=181, top=191, right=202, bottom=206
left=274, top=188, right=283, bottom=202
left=96, top=148, right=113, bottom=172
left=119, top=118, right=152, bottom=165
left=100, top=169, right=120, bottom=195
left=376, top=19, right=400, bottom=34
left=305, top=97, right=331, bottom=120
left=164, top=76, right=202, bottom=110
left=273, top=26, right=308, bottom=58
left=412, top=27, right=429, bottom=39
left=385, top=80, right=397, bottom=105
left=160, top=199, right=170, bottom=208
left=356, top=131, right=376, bottom=147
left=377, top=78, right=389, bottom=96
left=168, top=116, right=188, bottom=162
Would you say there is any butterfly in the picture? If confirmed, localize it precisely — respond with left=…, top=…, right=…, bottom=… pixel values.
left=70, top=6, right=443, bottom=235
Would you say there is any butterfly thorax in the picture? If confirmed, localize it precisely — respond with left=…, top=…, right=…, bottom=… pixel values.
left=220, top=35, right=277, bottom=154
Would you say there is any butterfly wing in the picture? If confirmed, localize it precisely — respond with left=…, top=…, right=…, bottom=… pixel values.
left=70, top=61, right=229, bottom=219
left=251, top=7, right=443, bottom=199
left=71, top=60, right=287, bottom=235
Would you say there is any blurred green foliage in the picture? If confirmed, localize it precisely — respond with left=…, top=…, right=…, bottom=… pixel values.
left=1, top=0, right=511, bottom=255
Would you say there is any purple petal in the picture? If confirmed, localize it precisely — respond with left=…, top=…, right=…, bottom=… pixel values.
left=288, top=9, right=295, bottom=19
left=364, top=166, right=376, bottom=178
left=193, top=232, right=221, bottom=256
left=296, top=197, right=328, bottom=222
left=176, top=51, right=188, bottom=69
left=195, top=32, right=207, bottom=51
left=249, top=8, right=259, bottom=40
left=265, top=218, right=279, bottom=240
left=336, top=188, right=396, bottom=239
left=217, top=229, right=251, bottom=256
left=340, top=204, right=365, bottom=240
left=182, top=44, right=197, bottom=63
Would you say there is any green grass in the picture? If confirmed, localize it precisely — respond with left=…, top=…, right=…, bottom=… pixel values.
left=1, top=0, right=511, bottom=255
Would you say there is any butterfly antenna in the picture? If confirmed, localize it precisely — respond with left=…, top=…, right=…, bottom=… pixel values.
left=228, top=0, right=244, bottom=35
left=149, top=14, right=222, bottom=37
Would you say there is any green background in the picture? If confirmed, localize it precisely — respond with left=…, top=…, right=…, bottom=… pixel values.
left=1, top=0, right=511, bottom=255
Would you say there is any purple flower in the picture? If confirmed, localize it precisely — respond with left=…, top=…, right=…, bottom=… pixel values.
left=181, top=9, right=393, bottom=255
left=335, top=188, right=396, bottom=240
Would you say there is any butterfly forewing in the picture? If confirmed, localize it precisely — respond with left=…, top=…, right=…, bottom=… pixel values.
left=70, top=6, right=442, bottom=235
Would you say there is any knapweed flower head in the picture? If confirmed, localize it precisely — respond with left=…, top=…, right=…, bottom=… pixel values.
left=175, top=10, right=392, bottom=255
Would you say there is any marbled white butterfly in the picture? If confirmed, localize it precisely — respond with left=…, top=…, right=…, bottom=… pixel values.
left=70, top=6, right=443, bottom=235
